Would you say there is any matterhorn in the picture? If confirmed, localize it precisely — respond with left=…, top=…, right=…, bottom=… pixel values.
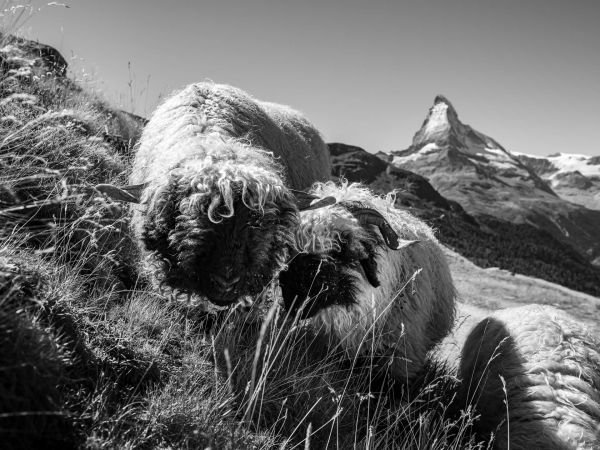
left=385, top=96, right=600, bottom=262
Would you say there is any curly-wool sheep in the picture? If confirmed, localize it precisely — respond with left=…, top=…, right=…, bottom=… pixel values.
left=278, top=180, right=600, bottom=446
left=279, top=181, right=456, bottom=381
left=453, top=304, right=600, bottom=449
left=99, top=82, right=332, bottom=305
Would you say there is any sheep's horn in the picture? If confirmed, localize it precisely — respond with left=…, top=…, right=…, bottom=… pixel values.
left=341, top=203, right=416, bottom=250
left=291, top=189, right=337, bottom=211
left=94, top=183, right=147, bottom=203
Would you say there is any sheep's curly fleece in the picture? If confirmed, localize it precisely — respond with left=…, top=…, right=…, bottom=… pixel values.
left=129, top=82, right=331, bottom=302
left=454, top=304, right=600, bottom=449
left=288, top=181, right=456, bottom=381
left=288, top=181, right=600, bottom=447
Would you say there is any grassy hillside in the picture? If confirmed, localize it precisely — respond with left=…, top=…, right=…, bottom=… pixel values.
left=0, top=35, right=487, bottom=449
left=445, top=247, right=600, bottom=329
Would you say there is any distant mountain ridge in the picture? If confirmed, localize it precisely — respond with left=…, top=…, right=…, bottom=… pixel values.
left=384, top=96, right=600, bottom=261
left=515, top=152, right=600, bottom=210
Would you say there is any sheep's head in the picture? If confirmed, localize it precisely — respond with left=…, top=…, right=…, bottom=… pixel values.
left=280, top=197, right=416, bottom=318
left=96, top=170, right=334, bottom=307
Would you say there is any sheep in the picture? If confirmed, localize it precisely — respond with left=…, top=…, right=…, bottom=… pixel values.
left=278, top=181, right=456, bottom=382
left=277, top=181, right=600, bottom=447
left=96, top=82, right=332, bottom=306
left=449, top=303, right=600, bottom=449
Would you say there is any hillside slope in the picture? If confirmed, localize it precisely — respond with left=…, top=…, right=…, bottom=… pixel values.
left=445, top=247, right=600, bottom=330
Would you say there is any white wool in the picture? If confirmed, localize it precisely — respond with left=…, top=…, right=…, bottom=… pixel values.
left=439, top=303, right=600, bottom=449
left=126, top=82, right=332, bottom=302
left=130, top=81, right=331, bottom=237
left=296, top=182, right=456, bottom=381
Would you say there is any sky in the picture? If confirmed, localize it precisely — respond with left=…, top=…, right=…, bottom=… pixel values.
left=8, top=0, right=600, bottom=156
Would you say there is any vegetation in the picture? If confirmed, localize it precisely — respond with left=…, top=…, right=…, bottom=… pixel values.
left=0, top=33, right=488, bottom=449
left=2, top=22, right=596, bottom=447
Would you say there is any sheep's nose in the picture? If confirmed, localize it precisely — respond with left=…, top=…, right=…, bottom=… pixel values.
left=210, top=273, right=241, bottom=291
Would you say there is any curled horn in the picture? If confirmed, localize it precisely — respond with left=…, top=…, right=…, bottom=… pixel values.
left=340, top=202, right=418, bottom=250
left=291, top=189, right=337, bottom=211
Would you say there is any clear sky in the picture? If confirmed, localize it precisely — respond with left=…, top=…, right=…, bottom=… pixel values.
left=11, top=0, right=600, bottom=156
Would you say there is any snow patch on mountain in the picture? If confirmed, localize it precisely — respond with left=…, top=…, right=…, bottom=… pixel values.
left=514, top=152, right=599, bottom=175
left=392, top=143, right=440, bottom=165
left=394, top=95, right=540, bottom=183
left=550, top=153, right=600, bottom=177
left=515, top=151, right=600, bottom=210
left=478, top=147, right=523, bottom=171
left=421, top=101, right=451, bottom=140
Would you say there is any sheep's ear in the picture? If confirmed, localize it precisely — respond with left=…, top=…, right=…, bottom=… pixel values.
left=291, top=189, right=337, bottom=211
left=360, top=257, right=380, bottom=287
left=94, top=183, right=146, bottom=203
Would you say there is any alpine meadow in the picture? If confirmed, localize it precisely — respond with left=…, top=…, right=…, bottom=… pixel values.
left=2, top=3, right=600, bottom=450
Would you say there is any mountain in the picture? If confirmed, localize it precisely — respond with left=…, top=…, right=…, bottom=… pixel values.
left=329, top=142, right=465, bottom=213
left=387, top=96, right=600, bottom=262
left=515, top=152, right=600, bottom=211
left=328, top=143, right=600, bottom=297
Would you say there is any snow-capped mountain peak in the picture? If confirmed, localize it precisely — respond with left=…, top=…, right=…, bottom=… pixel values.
left=385, top=95, right=600, bottom=263
left=412, top=95, right=460, bottom=147
left=409, top=95, right=515, bottom=160
left=392, top=95, right=555, bottom=195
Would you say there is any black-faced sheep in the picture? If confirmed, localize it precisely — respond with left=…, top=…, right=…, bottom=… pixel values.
left=280, top=183, right=600, bottom=447
left=97, top=82, right=332, bottom=305
left=278, top=181, right=600, bottom=447
left=451, top=304, right=600, bottom=449
left=278, top=181, right=456, bottom=381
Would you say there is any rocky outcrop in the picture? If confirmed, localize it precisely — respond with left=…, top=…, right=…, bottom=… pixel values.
left=0, top=34, right=68, bottom=77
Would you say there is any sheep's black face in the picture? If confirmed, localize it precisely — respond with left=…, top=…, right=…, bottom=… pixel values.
left=280, top=234, right=381, bottom=319
left=280, top=254, right=359, bottom=319
left=141, top=179, right=298, bottom=306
